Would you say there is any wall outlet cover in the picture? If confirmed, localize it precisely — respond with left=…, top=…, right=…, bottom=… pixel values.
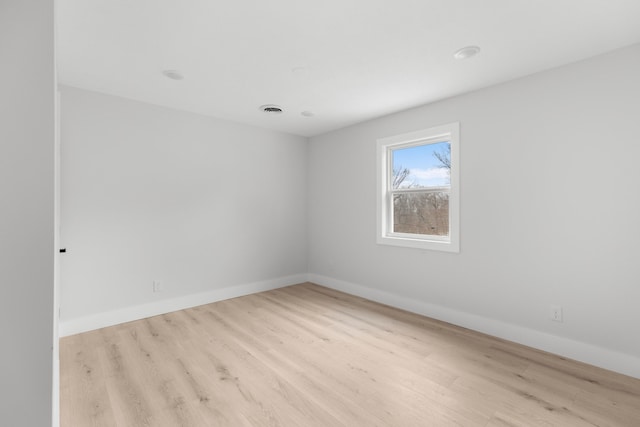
left=550, top=305, right=563, bottom=322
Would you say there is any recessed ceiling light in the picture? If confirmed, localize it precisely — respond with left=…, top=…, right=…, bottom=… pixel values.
left=162, top=70, right=184, bottom=80
left=301, top=111, right=314, bottom=117
left=453, top=46, right=481, bottom=60
left=259, top=104, right=283, bottom=114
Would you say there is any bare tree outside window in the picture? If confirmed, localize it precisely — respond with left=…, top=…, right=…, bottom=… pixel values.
left=433, top=144, right=451, bottom=170
left=392, top=167, right=410, bottom=189
left=391, top=142, right=450, bottom=236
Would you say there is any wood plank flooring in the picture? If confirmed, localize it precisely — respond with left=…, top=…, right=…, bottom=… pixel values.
left=60, top=283, right=640, bottom=426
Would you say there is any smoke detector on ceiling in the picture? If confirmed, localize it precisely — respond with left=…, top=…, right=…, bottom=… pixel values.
left=259, top=104, right=284, bottom=114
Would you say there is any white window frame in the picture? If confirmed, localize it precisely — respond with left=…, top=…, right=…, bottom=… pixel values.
left=376, top=122, right=460, bottom=252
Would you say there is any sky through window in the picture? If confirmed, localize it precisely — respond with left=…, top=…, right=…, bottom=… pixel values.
left=392, top=141, right=450, bottom=188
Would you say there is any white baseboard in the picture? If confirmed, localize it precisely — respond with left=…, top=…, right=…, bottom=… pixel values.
left=308, top=273, right=640, bottom=380
left=59, top=272, right=640, bottom=380
left=59, top=274, right=308, bottom=337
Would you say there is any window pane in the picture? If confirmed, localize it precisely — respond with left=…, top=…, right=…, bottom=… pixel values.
left=392, top=141, right=450, bottom=189
left=393, top=192, right=449, bottom=236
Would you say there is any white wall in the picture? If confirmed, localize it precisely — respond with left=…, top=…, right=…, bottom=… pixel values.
left=59, top=86, right=307, bottom=333
left=308, top=44, right=640, bottom=378
left=58, top=45, right=640, bottom=379
left=0, top=1, right=55, bottom=426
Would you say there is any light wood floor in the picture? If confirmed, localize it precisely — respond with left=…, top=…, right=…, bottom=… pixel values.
left=60, top=283, right=640, bottom=426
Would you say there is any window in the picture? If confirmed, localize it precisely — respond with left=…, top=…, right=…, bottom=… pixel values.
left=377, top=122, right=459, bottom=252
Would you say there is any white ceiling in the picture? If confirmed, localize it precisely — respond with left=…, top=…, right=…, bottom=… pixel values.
left=56, top=0, right=640, bottom=137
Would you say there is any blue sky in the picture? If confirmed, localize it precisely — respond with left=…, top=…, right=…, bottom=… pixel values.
left=392, top=141, right=450, bottom=187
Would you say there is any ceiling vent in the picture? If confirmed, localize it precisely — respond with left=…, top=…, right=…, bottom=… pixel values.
left=259, top=104, right=284, bottom=114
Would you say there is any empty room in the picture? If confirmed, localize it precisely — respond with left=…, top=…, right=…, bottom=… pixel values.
left=2, top=1, right=640, bottom=426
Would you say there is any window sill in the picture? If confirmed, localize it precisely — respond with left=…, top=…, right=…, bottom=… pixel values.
left=377, top=234, right=459, bottom=253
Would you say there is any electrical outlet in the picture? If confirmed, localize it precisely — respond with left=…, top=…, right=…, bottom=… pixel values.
left=153, top=280, right=163, bottom=292
left=549, top=305, right=563, bottom=322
